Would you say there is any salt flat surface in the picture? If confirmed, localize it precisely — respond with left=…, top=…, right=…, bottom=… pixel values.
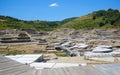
left=5, top=54, right=43, bottom=64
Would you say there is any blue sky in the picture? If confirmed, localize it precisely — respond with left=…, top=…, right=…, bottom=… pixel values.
left=0, top=0, right=120, bottom=21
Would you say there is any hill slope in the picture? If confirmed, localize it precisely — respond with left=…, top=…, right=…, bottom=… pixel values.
left=61, top=9, right=120, bottom=29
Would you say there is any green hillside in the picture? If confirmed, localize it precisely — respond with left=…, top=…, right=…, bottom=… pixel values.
left=0, top=16, right=78, bottom=31
left=0, top=8, right=120, bottom=31
left=61, top=9, right=120, bottom=29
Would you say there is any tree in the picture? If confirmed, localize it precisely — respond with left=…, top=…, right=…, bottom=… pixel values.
left=92, top=16, right=96, bottom=20
left=99, top=22, right=105, bottom=27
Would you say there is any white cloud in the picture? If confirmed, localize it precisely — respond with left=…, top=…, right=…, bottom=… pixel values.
left=49, top=3, right=58, bottom=7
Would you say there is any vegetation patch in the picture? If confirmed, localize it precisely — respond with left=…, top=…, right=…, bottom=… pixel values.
left=55, top=53, right=68, bottom=57
left=6, top=50, right=22, bottom=55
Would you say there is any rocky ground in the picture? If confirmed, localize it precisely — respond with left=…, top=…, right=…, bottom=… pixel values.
left=50, top=28, right=120, bottom=46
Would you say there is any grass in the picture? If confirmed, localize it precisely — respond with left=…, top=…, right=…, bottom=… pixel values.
left=6, top=50, right=22, bottom=55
